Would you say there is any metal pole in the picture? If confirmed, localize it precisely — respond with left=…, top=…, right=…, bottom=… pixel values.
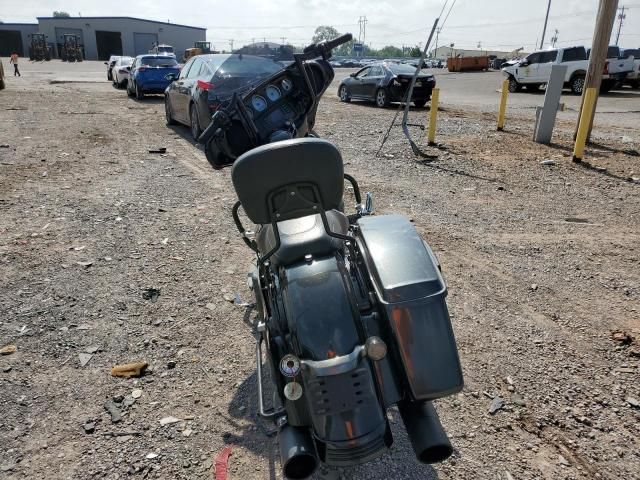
left=428, top=88, right=440, bottom=145
left=497, top=79, right=509, bottom=131
left=573, top=87, right=598, bottom=162
left=540, top=0, right=552, bottom=49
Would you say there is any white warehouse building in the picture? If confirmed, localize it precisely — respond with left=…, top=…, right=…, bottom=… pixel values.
left=35, top=16, right=206, bottom=60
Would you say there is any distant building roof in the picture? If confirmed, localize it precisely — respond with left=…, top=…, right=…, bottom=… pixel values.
left=36, top=16, right=206, bottom=31
left=0, top=22, right=38, bottom=26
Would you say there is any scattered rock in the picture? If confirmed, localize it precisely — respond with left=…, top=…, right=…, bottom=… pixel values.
left=167, top=360, right=177, bottom=369
left=142, top=288, right=161, bottom=302
left=558, top=454, right=570, bottom=466
left=123, top=395, right=136, bottom=408
left=3, top=366, right=12, bottom=373
left=222, top=293, right=235, bottom=303
left=160, top=416, right=181, bottom=426
left=0, top=345, right=17, bottom=355
left=78, top=353, right=93, bottom=367
left=131, top=389, right=143, bottom=399
left=182, top=428, right=193, bottom=437
left=205, top=303, right=216, bottom=311
left=489, top=396, right=505, bottom=414
left=104, top=399, right=122, bottom=423
left=76, top=261, right=93, bottom=268
left=530, top=283, right=538, bottom=291
left=541, top=159, right=556, bottom=166
left=146, top=453, right=159, bottom=460
left=83, top=421, right=96, bottom=434
left=511, top=393, right=527, bottom=406
left=111, top=362, right=148, bottom=378
left=505, top=376, right=514, bottom=385
left=611, top=330, right=634, bottom=345
left=85, top=345, right=100, bottom=354
left=626, top=397, right=640, bottom=409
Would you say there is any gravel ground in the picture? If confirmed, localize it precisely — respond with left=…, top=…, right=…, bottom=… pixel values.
left=1, top=61, right=639, bottom=480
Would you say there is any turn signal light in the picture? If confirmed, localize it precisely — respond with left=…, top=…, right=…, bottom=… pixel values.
left=365, top=336, right=387, bottom=361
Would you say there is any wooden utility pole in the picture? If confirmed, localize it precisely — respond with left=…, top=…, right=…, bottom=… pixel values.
left=574, top=0, right=619, bottom=142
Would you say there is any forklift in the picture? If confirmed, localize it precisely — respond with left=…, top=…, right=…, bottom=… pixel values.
left=60, top=34, right=83, bottom=62
left=28, top=33, right=51, bottom=61
left=183, top=41, right=214, bottom=62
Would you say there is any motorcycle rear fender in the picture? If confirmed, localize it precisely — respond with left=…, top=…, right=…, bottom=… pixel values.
left=280, top=255, right=388, bottom=445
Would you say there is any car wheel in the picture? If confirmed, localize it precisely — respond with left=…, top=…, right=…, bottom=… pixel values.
left=631, top=80, right=640, bottom=90
left=108, top=71, right=112, bottom=81
left=190, top=103, right=202, bottom=141
left=339, top=85, right=351, bottom=102
left=508, top=76, right=521, bottom=93
left=135, top=82, right=144, bottom=100
left=414, top=99, right=427, bottom=108
left=570, top=75, right=585, bottom=95
left=375, top=88, right=389, bottom=108
left=165, top=96, right=177, bottom=125
left=127, top=82, right=134, bottom=97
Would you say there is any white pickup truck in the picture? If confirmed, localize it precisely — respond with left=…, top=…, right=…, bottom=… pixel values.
left=620, top=47, right=640, bottom=89
left=502, top=45, right=635, bottom=95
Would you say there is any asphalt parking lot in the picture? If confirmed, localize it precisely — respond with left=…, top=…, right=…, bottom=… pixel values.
left=1, top=58, right=639, bottom=480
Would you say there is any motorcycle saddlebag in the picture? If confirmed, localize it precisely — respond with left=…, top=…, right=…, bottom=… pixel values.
left=355, top=215, right=463, bottom=400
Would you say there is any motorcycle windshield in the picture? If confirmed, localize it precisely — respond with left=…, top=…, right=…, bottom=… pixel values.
left=206, top=48, right=292, bottom=105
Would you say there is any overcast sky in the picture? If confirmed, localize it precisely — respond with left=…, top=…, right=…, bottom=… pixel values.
left=2, top=0, right=639, bottom=52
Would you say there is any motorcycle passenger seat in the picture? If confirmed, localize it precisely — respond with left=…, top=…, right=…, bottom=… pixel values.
left=255, top=211, right=348, bottom=266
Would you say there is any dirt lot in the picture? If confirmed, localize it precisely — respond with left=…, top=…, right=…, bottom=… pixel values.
left=1, top=60, right=639, bottom=480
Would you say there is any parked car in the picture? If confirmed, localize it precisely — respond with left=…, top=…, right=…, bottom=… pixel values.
left=587, top=45, right=636, bottom=90
left=127, top=55, right=180, bottom=100
left=503, top=45, right=636, bottom=95
left=111, top=56, right=133, bottom=88
left=149, top=44, right=175, bottom=57
left=164, top=53, right=284, bottom=140
left=104, top=55, right=120, bottom=81
left=621, top=48, right=640, bottom=89
left=338, top=62, right=436, bottom=108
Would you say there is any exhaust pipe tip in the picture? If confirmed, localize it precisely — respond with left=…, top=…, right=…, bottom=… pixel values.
left=416, top=443, right=453, bottom=464
left=282, top=451, right=319, bottom=480
left=278, top=424, right=319, bottom=480
left=398, top=400, right=453, bottom=465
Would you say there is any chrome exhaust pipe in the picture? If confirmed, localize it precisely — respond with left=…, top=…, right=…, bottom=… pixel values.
left=398, top=400, right=453, bottom=464
left=278, top=424, right=319, bottom=479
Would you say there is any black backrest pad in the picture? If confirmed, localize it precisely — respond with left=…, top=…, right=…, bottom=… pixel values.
left=231, top=138, right=344, bottom=224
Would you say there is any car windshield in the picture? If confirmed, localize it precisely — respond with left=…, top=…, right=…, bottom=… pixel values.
left=624, top=49, right=640, bottom=58
left=157, top=46, right=173, bottom=53
left=206, top=54, right=286, bottom=101
left=388, top=63, right=420, bottom=74
left=140, top=57, right=178, bottom=67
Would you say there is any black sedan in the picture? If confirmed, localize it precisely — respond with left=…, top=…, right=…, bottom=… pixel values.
left=164, top=53, right=283, bottom=140
left=338, top=62, right=436, bottom=108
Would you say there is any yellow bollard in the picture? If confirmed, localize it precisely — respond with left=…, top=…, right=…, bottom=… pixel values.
left=427, top=88, right=440, bottom=145
left=573, top=87, right=597, bottom=162
left=497, top=79, right=509, bottom=131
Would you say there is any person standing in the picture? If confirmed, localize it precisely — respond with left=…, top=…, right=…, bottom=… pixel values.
left=10, top=52, right=21, bottom=77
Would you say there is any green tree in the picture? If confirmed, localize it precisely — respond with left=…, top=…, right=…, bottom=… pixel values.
left=53, top=11, right=71, bottom=17
left=312, top=26, right=340, bottom=44
left=409, top=46, right=422, bottom=57
left=378, top=45, right=403, bottom=58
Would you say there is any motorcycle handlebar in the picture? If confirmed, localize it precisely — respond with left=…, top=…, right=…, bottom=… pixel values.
left=303, top=33, right=353, bottom=57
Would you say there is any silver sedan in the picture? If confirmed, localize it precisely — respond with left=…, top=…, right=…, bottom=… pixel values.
left=112, top=56, right=134, bottom=88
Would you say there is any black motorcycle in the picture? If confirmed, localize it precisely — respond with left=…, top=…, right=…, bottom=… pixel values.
left=203, top=36, right=464, bottom=479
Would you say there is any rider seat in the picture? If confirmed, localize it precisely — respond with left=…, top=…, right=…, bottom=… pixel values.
left=232, top=138, right=348, bottom=266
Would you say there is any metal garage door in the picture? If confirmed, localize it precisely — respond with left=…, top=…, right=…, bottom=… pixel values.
left=134, top=33, right=158, bottom=56
left=0, top=30, right=23, bottom=56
